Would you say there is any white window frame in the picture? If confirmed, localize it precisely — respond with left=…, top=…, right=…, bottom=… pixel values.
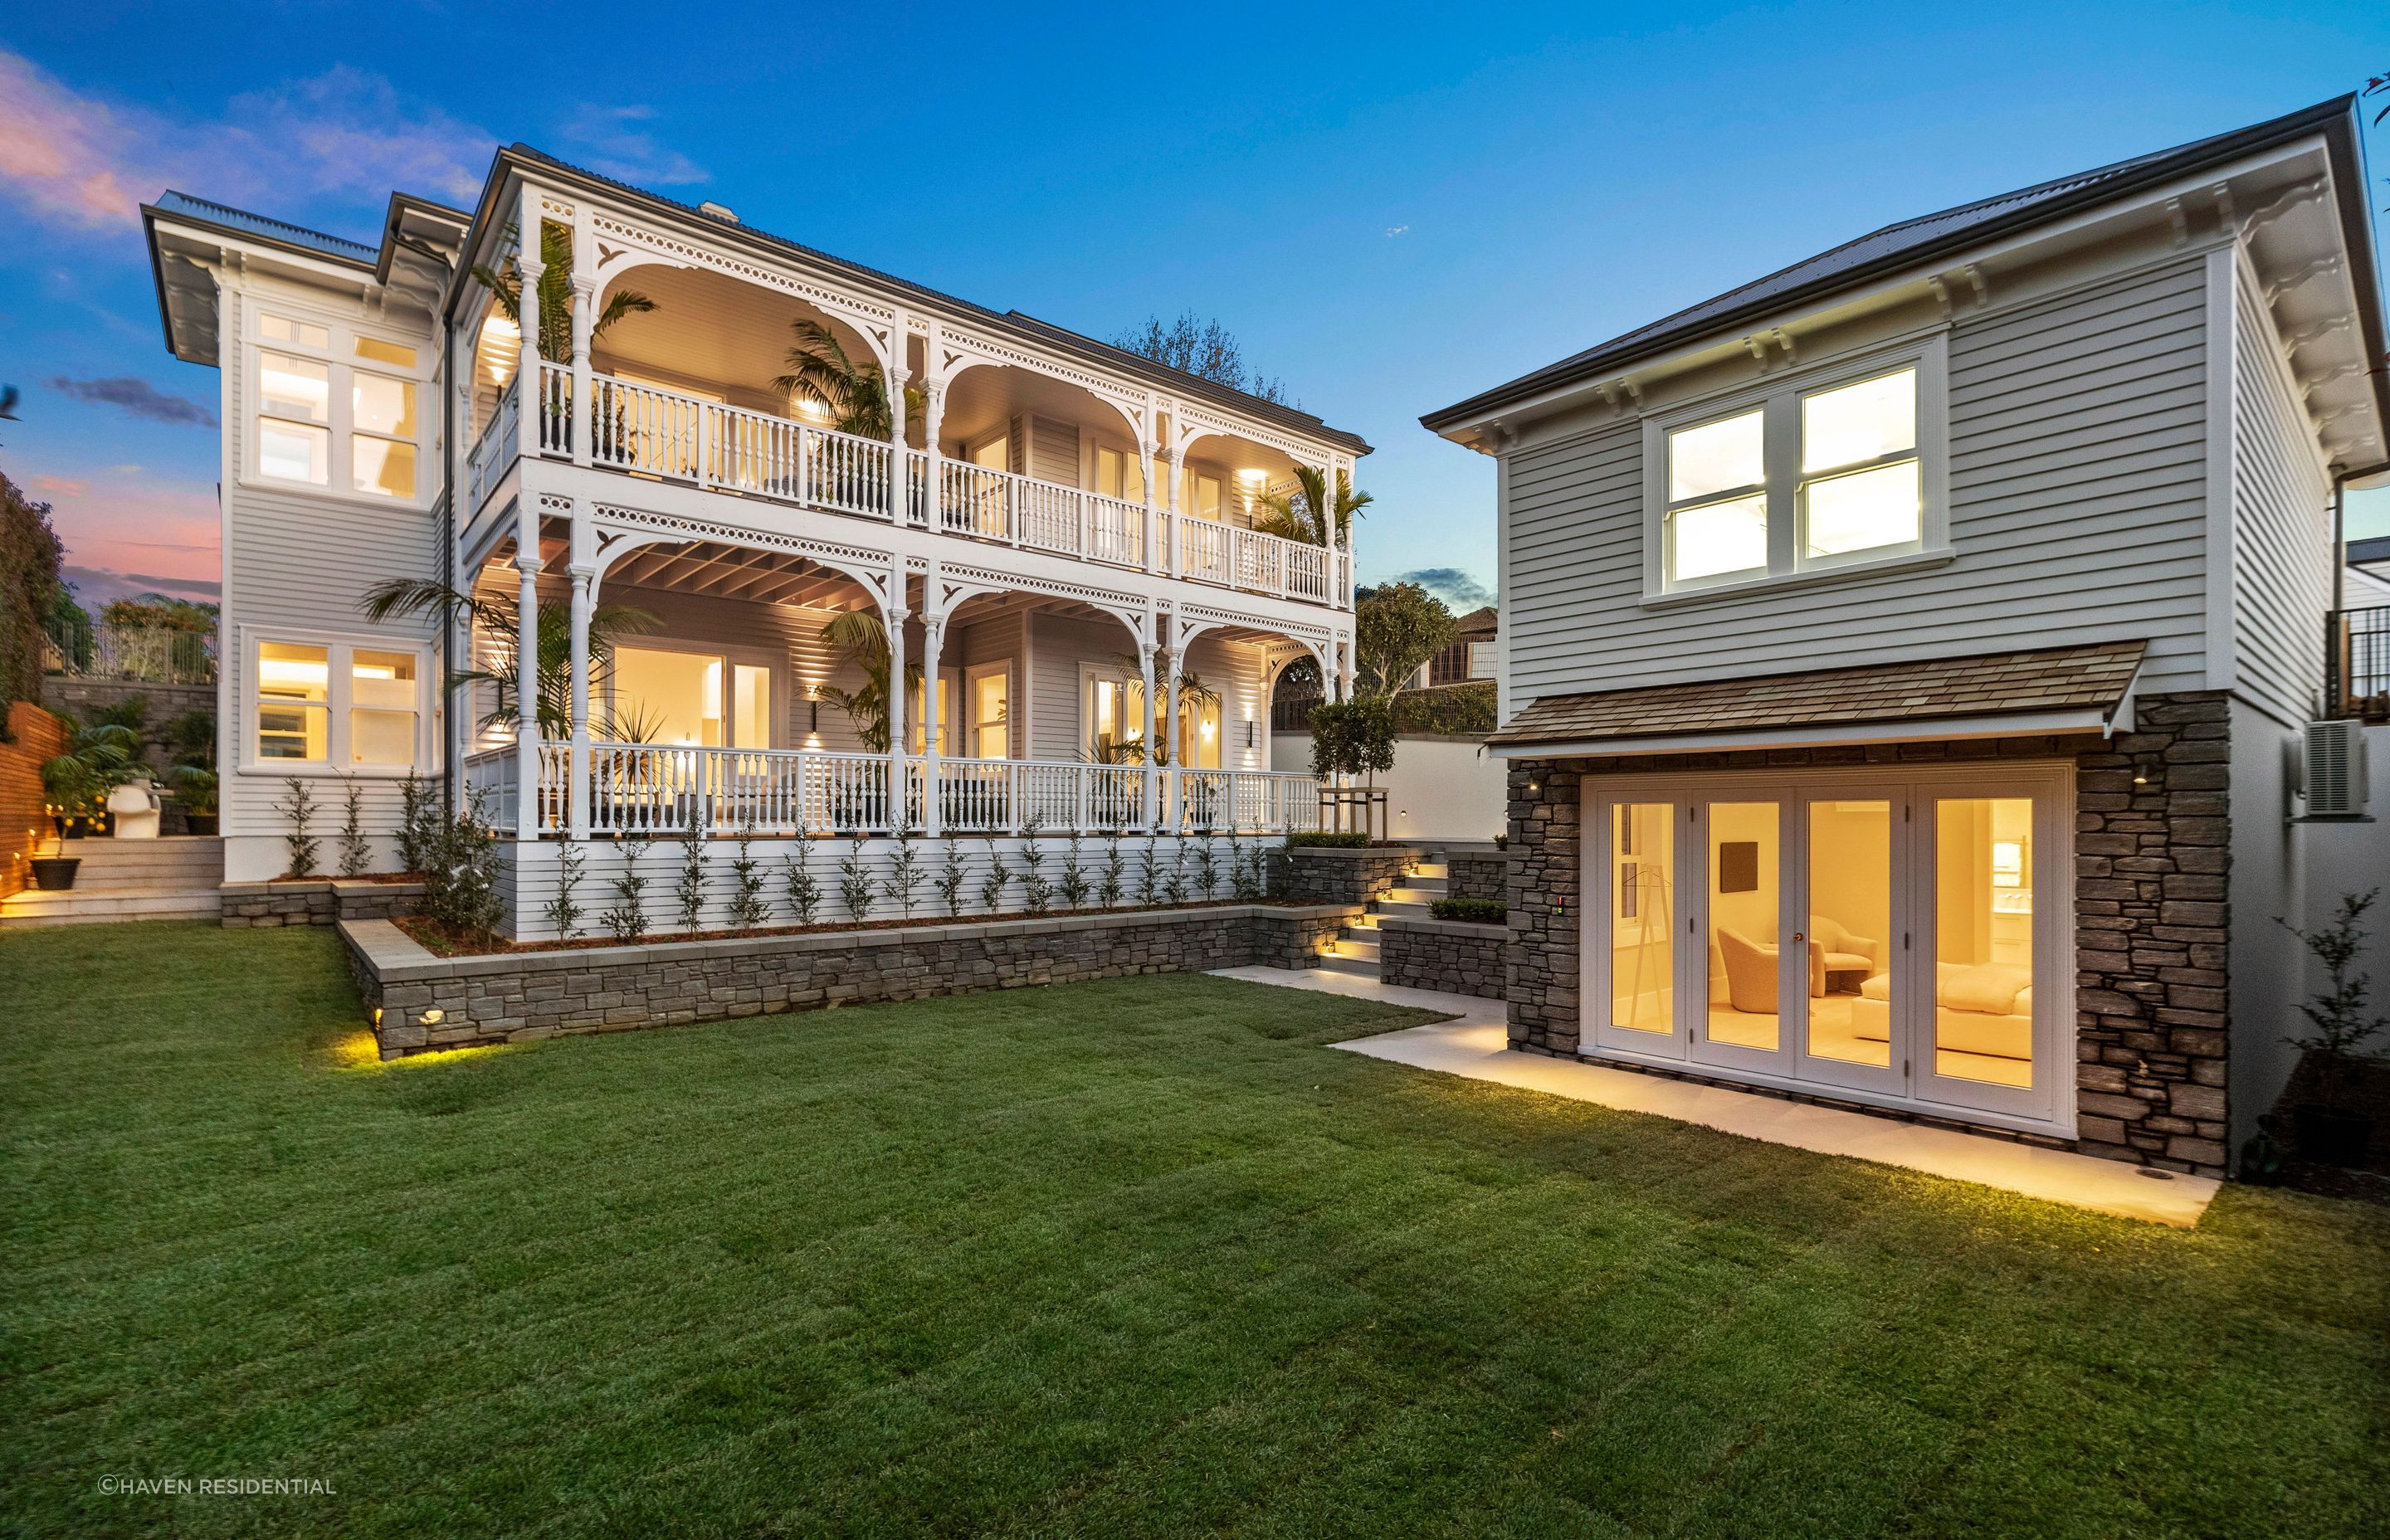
left=1641, top=334, right=1950, bottom=605
left=600, top=638, right=780, bottom=750
left=243, top=300, right=432, bottom=508
left=239, top=627, right=434, bottom=777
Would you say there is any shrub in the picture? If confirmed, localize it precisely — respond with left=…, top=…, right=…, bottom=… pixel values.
left=727, top=821, right=768, bottom=931
left=1431, top=897, right=1508, bottom=924
left=1287, top=831, right=1368, bottom=849
left=675, top=824, right=710, bottom=933
left=338, top=776, right=369, bottom=878
left=546, top=840, right=587, bottom=938
left=884, top=830, right=924, bottom=919
left=602, top=832, right=652, bottom=942
left=278, top=778, right=319, bottom=879
left=836, top=837, right=874, bottom=923
left=782, top=840, right=822, bottom=926
left=422, top=792, right=505, bottom=943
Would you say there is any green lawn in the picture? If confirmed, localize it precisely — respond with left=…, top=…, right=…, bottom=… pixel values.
left=2, top=924, right=2385, bottom=1539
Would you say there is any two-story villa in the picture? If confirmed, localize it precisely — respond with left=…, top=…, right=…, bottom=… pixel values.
left=144, top=148, right=1366, bottom=934
left=1424, top=98, right=2388, bottom=1178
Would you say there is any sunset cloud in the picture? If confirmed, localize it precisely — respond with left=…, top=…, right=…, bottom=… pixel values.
left=47, top=376, right=218, bottom=427
left=0, top=49, right=489, bottom=234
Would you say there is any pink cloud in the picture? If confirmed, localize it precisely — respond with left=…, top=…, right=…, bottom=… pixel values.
left=41, top=466, right=219, bottom=589
left=0, top=50, right=490, bottom=233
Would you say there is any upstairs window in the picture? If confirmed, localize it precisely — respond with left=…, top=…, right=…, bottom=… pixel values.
left=1647, top=342, right=1944, bottom=596
left=247, top=307, right=427, bottom=504
left=1093, top=445, right=1146, bottom=503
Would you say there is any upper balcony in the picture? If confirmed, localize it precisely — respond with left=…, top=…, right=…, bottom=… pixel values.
left=460, top=208, right=1358, bottom=612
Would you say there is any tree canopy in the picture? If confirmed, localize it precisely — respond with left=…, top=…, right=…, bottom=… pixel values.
left=1110, top=312, right=1291, bottom=406
left=1354, top=582, right=1457, bottom=698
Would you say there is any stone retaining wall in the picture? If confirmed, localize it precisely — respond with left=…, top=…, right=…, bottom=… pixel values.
left=1445, top=850, right=1511, bottom=904
left=1380, top=916, right=1507, bottom=999
left=1266, top=846, right=1420, bottom=906
left=222, top=878, right=424, bottom=928
left=344, top=902, right=1360, bottom=1059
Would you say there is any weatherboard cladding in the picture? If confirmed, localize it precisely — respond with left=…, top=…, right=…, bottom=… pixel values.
left=2227, top=269, right=2336, bottom=733
left=1484, top=638, right=2145, bottom=749
left=1502, top=255, right=2214, bottom=710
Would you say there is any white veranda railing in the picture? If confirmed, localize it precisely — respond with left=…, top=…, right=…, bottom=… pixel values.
left=521, top=365, right=1336, bottom=604
left=515, top=743, right=1321, bottom=837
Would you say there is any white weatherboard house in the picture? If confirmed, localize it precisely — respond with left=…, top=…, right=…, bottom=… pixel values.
left=1423, top=99, right=2390, bottom=1178
left=144, top=149, right=1367, bottom=933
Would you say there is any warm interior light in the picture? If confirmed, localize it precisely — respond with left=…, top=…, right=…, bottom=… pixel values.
left=1236, top=468, right=1268, bottom=485
left=794, top=397, right=833, bottom=422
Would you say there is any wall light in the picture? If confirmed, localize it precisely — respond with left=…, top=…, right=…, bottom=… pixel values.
left=1245, top=719, right=1256, bottom=749
left=419, top=1007, right=445, bottom=1026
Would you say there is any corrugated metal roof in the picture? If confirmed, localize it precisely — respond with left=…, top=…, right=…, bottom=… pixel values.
left=149, top=191, right=378, bottom=266
left=1485, top=639, right=2145, bottom=750
left=1423, top=97, right=2358, bottom=431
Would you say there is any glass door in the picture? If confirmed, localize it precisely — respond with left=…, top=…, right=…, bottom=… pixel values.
left=1591, top=801, right=1687, bottom=1057
left=1689, top=798, right=1795, bottom=1075
left=1914, top=784, right=2055, bottom=1120
left=1792, top=792, right=1910, bottom=1096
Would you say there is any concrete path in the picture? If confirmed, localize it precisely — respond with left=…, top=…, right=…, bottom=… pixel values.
left=1209, top=965, right=2220, bottom=1228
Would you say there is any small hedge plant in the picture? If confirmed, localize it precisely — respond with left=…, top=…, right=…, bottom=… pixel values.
left=1430, top=898, right=1507, bottom=924
left=1286, top=831, right=1369, bottom=849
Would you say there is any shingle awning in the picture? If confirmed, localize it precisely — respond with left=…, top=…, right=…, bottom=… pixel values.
left=1487, top=640, right=2147, bottom=756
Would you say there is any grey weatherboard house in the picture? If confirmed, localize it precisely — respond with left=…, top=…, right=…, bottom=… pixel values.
left=1423, top=98, right=2390, bottom=1178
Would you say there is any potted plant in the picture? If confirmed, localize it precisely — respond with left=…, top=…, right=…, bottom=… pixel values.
left=169, top=765, right=220, bottom=836
left=29, top=851, right=80, bottom=889
left=2277, top=889, right=2390, bottom=1168
left=41, top=716, right=139, bottom=843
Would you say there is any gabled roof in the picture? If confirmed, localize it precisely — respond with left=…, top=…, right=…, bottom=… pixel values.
left=500, top=145, right=1370, bottom=456
left=1423, top=96, right=2379, bottom=435
left=2350, top=534, right=2390, bottom=570
left=1485, top=639, right=2145, bottom=752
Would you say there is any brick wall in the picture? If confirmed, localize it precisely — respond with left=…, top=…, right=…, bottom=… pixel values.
left=347, top=901, right=1362, bottom=1059
left=1, top=702, right=69, bottom=899
left=1504, top=692, right=2233, bottom=1177
left=1380, top=916, right=1506, bottom=998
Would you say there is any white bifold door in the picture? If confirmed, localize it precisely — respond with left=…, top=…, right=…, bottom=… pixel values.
left=1584, top=765, right=2070, bottom=1133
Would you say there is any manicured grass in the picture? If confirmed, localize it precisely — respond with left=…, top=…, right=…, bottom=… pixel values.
left=2, top=923, right=2385, bottom=1538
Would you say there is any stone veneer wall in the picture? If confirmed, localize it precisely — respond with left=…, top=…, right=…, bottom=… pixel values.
left=1444, top=850, right=1512, bottom=904
left=222, top=879, right=425, bottom=928
left=1505, top=691, right=2232, bottom=1177
left=1380, top=917, right=1507, bottom=999
left=1266, top=846, right=1421, bottom=906
left=346, top=902, right=1360, bottom=1059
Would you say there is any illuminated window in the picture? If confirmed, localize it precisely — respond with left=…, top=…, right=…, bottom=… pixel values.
left=1093, top=446, right=1146, bottom=503
left=258, top=641, right=330, bottom=760
left=250, top=309, right=427, bottom=502
left=1646, top=344, right=1943, bottom=592
left=251, top=636, right=427, bottom=769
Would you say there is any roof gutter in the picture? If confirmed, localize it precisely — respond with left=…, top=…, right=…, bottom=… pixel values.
left=1486, top=703, right=2135, bottom=759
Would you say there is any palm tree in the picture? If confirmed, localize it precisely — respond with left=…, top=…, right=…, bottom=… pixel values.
left=1253, top=464, right=1370, bottom=547
left=360, top=578, right=660, bottom=739
left=774, top=319, right=924, bottom=440
left=813, top=609, right=923, bottom=753
left=1100, top=655, right=1220, bottom=767
left=471, top=221, right=656, bottom=364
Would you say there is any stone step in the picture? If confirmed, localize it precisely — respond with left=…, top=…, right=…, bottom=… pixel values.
left=1375, top=898, right=1435, bottom=920
left=1348, top=913, right=1383, bottom=931
left=1383, top=884, right=1445, bottom=906
left=1330, top=936, right=1380, bottom=962
left=1409, top=862, right=1450, bottom=880
left=1314, top=952, right=1382, bottom=978
left=0, top=887, right=222, bottom=928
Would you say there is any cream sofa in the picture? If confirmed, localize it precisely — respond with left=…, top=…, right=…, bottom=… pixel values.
left=1851, top=962, right=2032, bottom=1061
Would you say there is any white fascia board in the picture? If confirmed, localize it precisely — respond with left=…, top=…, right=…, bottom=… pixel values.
left=1451, top=139, right=2331, bottom=441
left=1487, top=705, right=2125, bottom=760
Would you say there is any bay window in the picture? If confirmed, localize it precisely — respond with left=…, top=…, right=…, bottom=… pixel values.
left=247, top=306, right=427, bottom=503
left=247, top=634, right=429, bottom=772
left=1646, top=339, right=1945, bottom=597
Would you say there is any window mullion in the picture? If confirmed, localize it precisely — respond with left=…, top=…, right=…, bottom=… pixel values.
left=1763, top=392, right=1799, bottom=575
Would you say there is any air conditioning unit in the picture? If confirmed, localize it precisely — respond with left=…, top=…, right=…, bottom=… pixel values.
left=2297, top=720, right=2370, bottom=821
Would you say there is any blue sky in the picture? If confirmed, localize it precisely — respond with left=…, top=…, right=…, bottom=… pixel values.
left=2, top=2, right=2386, bottom=612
